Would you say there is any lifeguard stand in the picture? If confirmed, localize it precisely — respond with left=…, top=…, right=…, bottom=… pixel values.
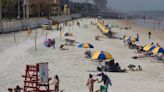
left=22, top=63, right=50, bottom=92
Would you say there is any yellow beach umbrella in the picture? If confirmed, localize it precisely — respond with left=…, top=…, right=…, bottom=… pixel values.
left=92, top=51, right=113, bottom=60
left=143, top=44, right=151, bottom=51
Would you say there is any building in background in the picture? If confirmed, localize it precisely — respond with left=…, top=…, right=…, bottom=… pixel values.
left=94, top=0, right=107, bottom=11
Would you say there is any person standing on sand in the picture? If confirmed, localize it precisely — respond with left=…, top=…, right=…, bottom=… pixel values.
left=97, top=72, right=112, bottom=92
left=148, top=32, right=152, bottom=39
left=52, top=38, right=56, bottom=49
left=53, top=75, right=59, bottom=92
left=123, top=35, right=126, bottom=46
left=86, top=74, right=98, bottom=92
left=136, top=33, right=139, bottom=42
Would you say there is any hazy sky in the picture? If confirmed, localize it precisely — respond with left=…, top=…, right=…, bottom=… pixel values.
left=71, top=0, right=164, bottom=12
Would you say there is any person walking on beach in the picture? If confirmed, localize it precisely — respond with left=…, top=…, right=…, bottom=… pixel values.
left=53, top=75, right=59, bottom=92
left=123, top=35, right=126, bottom=46
left=136, top=33, right=139, bottom=42
left=52, top=38, right=56, bottom=49
left=148, top=32, right=152, bottom=39
left=97, top=72, right=112, bottom=92
left=86, top=74, right=98, bottom=92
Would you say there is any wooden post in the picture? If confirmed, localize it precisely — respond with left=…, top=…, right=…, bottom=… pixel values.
left=46, top=33, right=48, bottom=39
left=14, top=32, right=16, bottom=43
left=36, top=28, right=37, bottom=38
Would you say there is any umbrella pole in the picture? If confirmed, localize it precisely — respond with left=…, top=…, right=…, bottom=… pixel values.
left=46, top=33, right=48, bottom=39
left=14, top=32, right=16, bottom=44
left=35, top=37, right=37, bottom=51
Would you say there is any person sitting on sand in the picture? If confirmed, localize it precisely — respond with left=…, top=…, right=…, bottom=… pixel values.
left=138, top=65, right=142, bottom=71
left=60, top=44, right=65, bottom=50
left=84, top=50, right=92, bottom=58
left=14, top=85, right=23, bottom=92
left=128, top=64, right=136, bottom=71
left=86, top=74, right=98, bottom=92
left=8, top=88, right=13, bottom=92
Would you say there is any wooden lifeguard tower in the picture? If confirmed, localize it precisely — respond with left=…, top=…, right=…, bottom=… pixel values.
left=22, top=62, right=50, bottom=92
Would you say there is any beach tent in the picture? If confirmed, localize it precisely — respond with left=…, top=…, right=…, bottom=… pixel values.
left=78, top=43, right=94, bottom=48
left=92, top=51, right=113, bottom=60
left=44, top=39, right=52, bottom=47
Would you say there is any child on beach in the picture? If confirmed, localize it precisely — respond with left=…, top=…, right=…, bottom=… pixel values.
left=86, top=74, right=98, bottom=92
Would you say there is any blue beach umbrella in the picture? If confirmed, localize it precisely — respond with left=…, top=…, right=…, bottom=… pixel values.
left=91, top=51, right=113, bottom=60
left=149, top=45, right=156, bottom=51
left=152, top=47, right=164, bottom=53
left=78, top=43, right=94, bottom=48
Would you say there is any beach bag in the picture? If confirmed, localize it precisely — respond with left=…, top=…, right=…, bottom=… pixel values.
left=97, top=67, right=102, bottom=71
left=100, top=85, right=107, bottom=92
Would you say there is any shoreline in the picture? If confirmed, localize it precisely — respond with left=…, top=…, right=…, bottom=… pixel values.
left=109, top=19, right=164, bottom=43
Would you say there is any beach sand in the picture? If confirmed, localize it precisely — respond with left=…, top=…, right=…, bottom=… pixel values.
left=0, top=18, right=164, bottom=92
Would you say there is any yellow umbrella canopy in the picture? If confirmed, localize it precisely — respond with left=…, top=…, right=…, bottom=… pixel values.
left=143, top=44, right=151, bottom=51
left=91, top=51, right=113, bottom=60
left=78, top=43, right=94, bottom=48
left=152, top=47, right=160, bottom=53
left=152, top=47, right=164, bottom=54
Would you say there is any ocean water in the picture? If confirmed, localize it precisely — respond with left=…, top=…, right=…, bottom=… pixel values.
left=133, top=18, right=164, bottom=30
left=128, top=11, right=164, bottom=30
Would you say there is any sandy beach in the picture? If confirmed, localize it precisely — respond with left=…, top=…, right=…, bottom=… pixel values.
left=0, top=18, right=164, bottom=92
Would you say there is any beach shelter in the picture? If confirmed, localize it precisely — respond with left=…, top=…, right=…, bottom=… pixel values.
left=64, top=32, right=73, bottom=36
left=152, top=47, right=164, bottom=53
left=78, top=43, right=94, bottom=48
left=44, top=39, right=52, bottom=47
left=91, top=51, right=113, bottom=60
